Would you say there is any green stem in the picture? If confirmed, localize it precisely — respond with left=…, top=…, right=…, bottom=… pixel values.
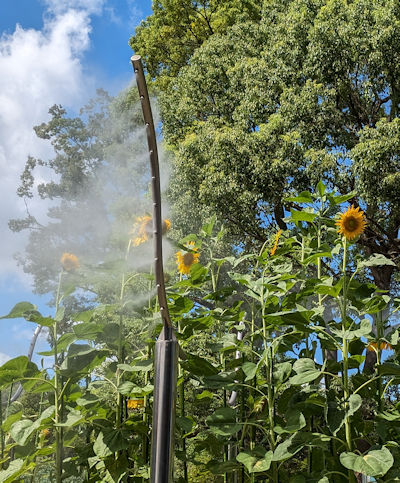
left=54, top=271, right=63, bottom=483
left=341, top=239, right=355, bottom=482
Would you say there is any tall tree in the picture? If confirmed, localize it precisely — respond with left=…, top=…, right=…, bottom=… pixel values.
left=131, top=0, right=400, bottom=277
left=9, top=88, right=153, bottom=301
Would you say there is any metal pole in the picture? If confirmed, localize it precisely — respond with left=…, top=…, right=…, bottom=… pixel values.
left=131, top=54, right=178, bottom=483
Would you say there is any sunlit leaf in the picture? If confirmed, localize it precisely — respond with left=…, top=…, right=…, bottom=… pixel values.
left=340, top=447, right=393, bottom=476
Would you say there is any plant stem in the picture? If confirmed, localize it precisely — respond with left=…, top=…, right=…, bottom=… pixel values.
left=341, top=239, right=355, bottom=483
left=54, top=271, right=63, bottom=483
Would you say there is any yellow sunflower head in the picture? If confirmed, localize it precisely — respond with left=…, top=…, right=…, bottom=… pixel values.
left=367, top=341, right=393, bottom=352
left=336, top=205, right=366, bottom=240
left=270, top=229, right=283, bottom=256
left=60, top=253, right=80, bottom=272
left=131, top=215, right=152, bottom=246
left=41, top=428, right=51, bottom=438
left=131, top=216, right=171, bottom=246
left=163, top=219, right=171, bottom=234
left=176, top=242, right=200, bottom=275
left=127, top=398, right=145, bottom=410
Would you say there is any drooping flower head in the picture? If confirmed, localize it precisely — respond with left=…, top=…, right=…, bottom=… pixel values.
left=131, top=216, right=171, bottom=246
left=367, top=341, right=393, bottom=352
left=176, top=242, right=200, bottom=275
left=131, top=215, right=152, bottom=246
left=60, top=253, right=80, bottom=272
left=270, top=229, right=283, bottom=256
left=336, top=205, right=366, bottom=240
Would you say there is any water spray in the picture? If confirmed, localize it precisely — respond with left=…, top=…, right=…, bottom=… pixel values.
left=131, top=55, right=178, bottom=483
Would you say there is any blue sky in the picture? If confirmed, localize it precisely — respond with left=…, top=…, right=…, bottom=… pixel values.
left=0, top=0, right=152, bottom=364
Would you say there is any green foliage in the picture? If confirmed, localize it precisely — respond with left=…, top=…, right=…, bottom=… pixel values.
left=132, top=0, right=400, bottom=286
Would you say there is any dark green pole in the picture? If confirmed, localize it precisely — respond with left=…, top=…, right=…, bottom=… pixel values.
left=131, top=55, right=178, bottom=483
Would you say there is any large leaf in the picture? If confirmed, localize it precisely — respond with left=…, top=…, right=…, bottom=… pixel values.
left=275, top=410, right=306, bottom=434
left=340, top=447, right=393, bottom=477
left=0, top=302, right=39, bottom=320
left=358, top=254, right=396, bottom=269
left=10, top=406, right=54, bottom=446
left=0, top=459, right=25, bottom=483
left=182, top=353, right=218, bottom=377
left=290, top=210, right=318, bottom=223
left=236, top=448, right=273, bottom=473
left=0, top=356, right=39, bottom=389
left=206, top=407, right=241, bottom=436
left=60, top=344, right=108, bottom=376
left=289, top=359, right=321, bottom=385
left=93, top=429, right=130, bottom=458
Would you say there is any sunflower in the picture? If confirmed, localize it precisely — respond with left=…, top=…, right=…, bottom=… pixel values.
left=163, top=219, right=171, bottom=234
left=336, top=205, right=366, bottom=240
left=127, top=398, right=145, bottom=410
left=131, top=216, right=171, bottom=246
left=270, top=229, right=283, bottom=256
left=41, top=428, right=51, bottom=438
left=176, top=242, right=200, bottom=275
left=60, top=253, right=80, bottom=272
left=367, top=341, right=393, bottom=352
left=131, top=215, right=152, bottom=246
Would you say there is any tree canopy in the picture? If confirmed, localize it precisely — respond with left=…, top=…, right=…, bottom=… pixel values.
left=131, top=0, right=400, bottom=289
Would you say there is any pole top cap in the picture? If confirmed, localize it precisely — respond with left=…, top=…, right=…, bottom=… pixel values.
left=131, top=54, right=141, bottom=61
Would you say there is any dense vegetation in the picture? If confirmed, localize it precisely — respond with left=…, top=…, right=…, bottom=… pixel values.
left=1, top=0, right=400, bottom=481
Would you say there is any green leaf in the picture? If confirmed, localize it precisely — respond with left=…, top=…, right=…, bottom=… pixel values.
left=2, top=410, right=22, bottom=432
left=340, top=447, right=394, bottom=477
left=275, top=410, right=306, bottom=434
left=93, top=429, right=130, bottom=458
left=182, top=354, right=218, bottom=377
left=378, top=363, right=400, bottom=377
left=290, top=210, right=317, bottom=223
left=10, top=406, right=54, bottom=446
left=206, top=407, right=241, bottom=436
left=329, top=191, right=357, bottom=205
left=54, top=306, right=65, bottom=322
left=316, top=181, right=326, bottom=196
left=196, top=390, right=213, bottom=400
left=287, top=191, right=313, bottom=203
left=0, top=356, right=39, bottom=389
left=236, top=449, right=273, bottom=473
left=273, top=362, right=292, bottom=385
left=348, top=394, right=362, bottom=417
left=176, top=416, right=194, bottom=435
left=289, top=359, right=321, bottom=385
left=0, top=302, right=39, bottom=320
left=73, top=322, right=103, bottom=340
left=0, top=459, right=25, bottom=483
left=207, top=460, right=240, bottom=475
left=358, top=254, right=396, bottom=269
left=56, top=408, right=83, bottom=428
left=121, top=359, right=153, bottom=372
left=242, top=362, right=258, bottom=381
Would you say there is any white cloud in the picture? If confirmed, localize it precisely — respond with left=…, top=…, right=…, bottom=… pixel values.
left=0, top=352, right=10, bottom=366
left=0, top=4, right=100, bottom=286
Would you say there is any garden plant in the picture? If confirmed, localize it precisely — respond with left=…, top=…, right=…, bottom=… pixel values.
left=0, top=183, right=399, bottom=481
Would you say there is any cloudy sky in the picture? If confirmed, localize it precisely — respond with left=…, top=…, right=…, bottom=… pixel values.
left=0, top=0, right=151, bottom=362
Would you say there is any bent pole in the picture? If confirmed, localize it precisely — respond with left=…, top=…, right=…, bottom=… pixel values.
left=131, top=54, right=178, bottom=483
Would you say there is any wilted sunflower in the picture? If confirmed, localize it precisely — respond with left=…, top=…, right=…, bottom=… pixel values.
left=367, top=341, right=393, bottom=352
left=270, top=229, right=283, bottom=256
left=60, top=253, right=80, bottom=272
left=176, top=242, right=200, bottom=275
left=336, top=205, right=366, bottom=240
left=127, top=398, right=145, bottom=410
left=131, top=216, right=171, bottom=246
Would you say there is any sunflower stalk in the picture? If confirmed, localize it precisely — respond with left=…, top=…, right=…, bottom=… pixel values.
left=54, top=270, right=63, bottom=483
